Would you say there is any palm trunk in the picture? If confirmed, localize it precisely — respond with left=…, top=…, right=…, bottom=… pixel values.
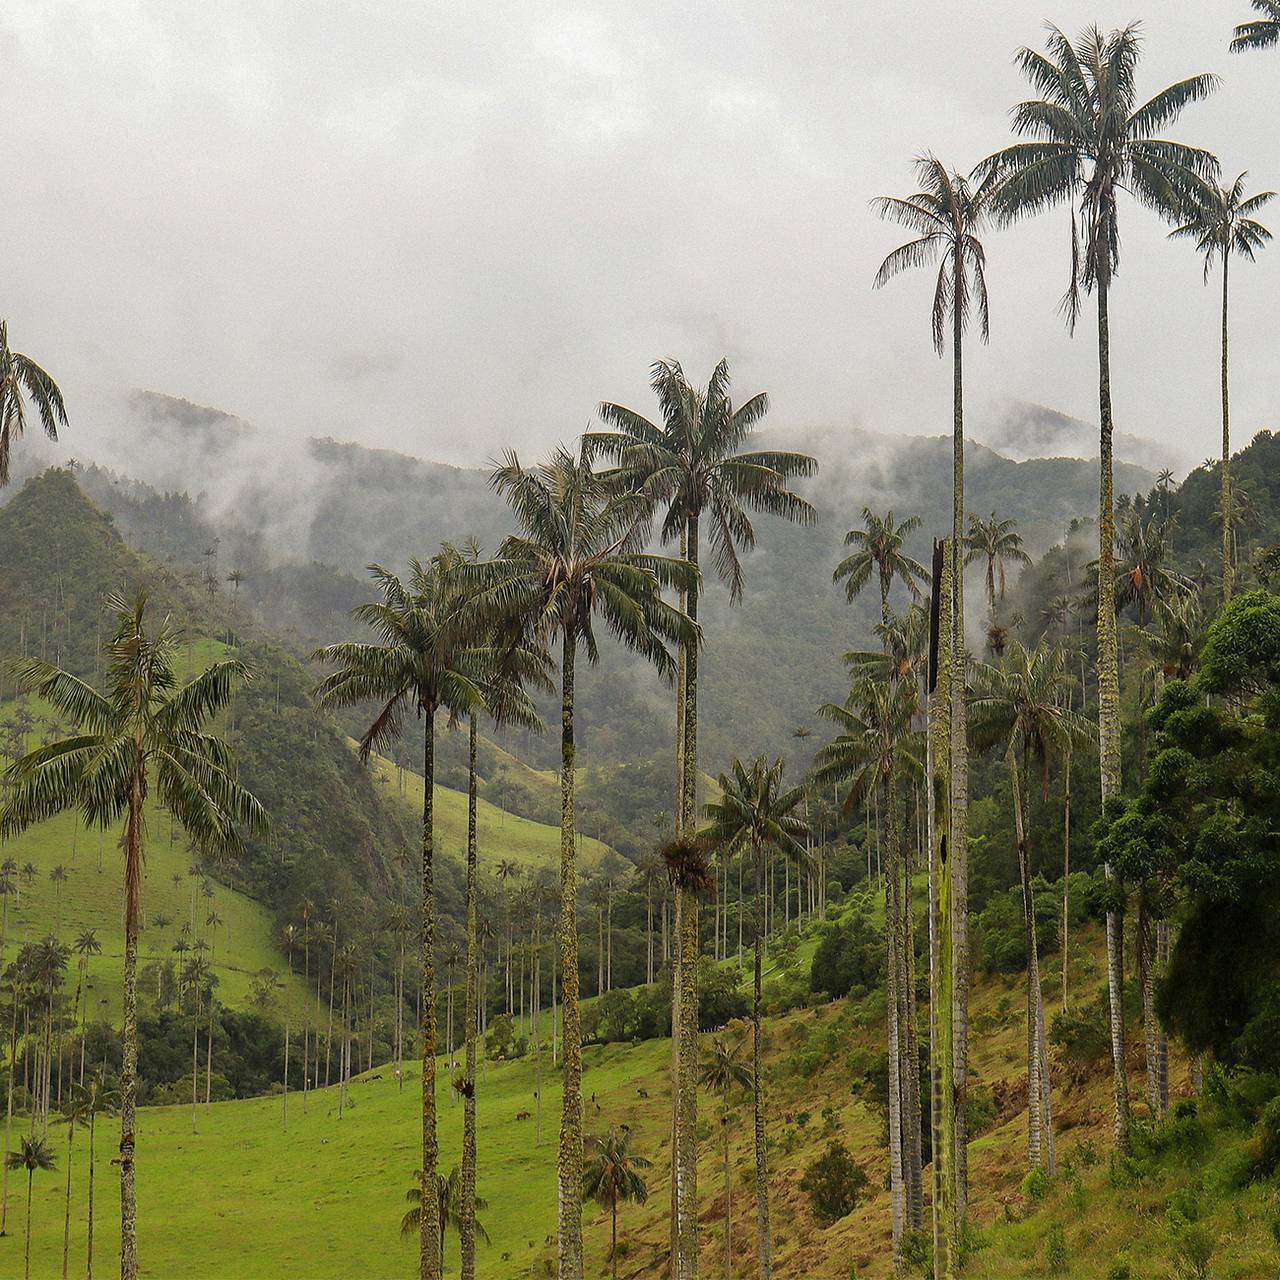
left=1097, top=277, right=1132, bottom=1154
left=1010, top=749, right=1044, bottom=1168
left=23, top=1169, right=33, bottom=1280
left=1061, top=738, right=1072, bottom=1010
left=87, top=1111, right=95, bottom=1280
left=1156, top=922, right=1169, bottom=1114
left=61, top=1114, right=75, bottom=1280
left=1138, top=897, right=1164, bottom=1121
left=460, top=713, right=480, bottom=1280
left=885, top=775, right=905, bottom=1265
left=2, top=974, right=18, bottom=1238
left=722, top=1103, right=733, bottom=1280
left=949, top=252, right=971, bottom=1219
left=752, top=841, right=772, bottom=1280
left=420, top=706, right=442, bottom=1280
left=901, top=829, right=924, bottom=1231
left=674, top=880, right=700, bottom=1280
left=557, top=631, right=584, bottom=1280
left=1220, top=253, right=1233, bottom=603
left=611, top=1200, right=619, bottom=1280
left=119, top=775, right=143, bottom=1280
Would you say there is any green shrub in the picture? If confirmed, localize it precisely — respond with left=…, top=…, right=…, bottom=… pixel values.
left=799, top=1140, right=868, bottom=1226
left=1106, top=1253, right=1133, bottom=1280
left=1044, top=1223, right=1068, bottom=1275
left=1022, top=1167, right=1053, bottom=1202
left=1049, top=994, right=1112, bottom=1068
left=1170, top=1221, right=1215, bottom=1280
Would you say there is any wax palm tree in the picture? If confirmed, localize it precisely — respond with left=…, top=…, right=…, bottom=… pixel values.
left=1231, top=0, right=1280, bottom=51
left=844, top=605, right=930, bottom=692
left=478, top=445, right=695, bottom=1280
left=873, top=159, right=989, bottom=1216
left=1111, top=511, right=1191, bottom=625
left=582, top=1128, right=652, bottom=1280
left=703, top=758, right=809, bottom=1280
left=699, top=1034, right=751, bottom=1280
left=964, top=513, right=1032, bottom=610
left=6, top=1135, right=56, bottom=1280
left=1169, top=174, right=1273, bottom=601
left=58, top=1082, right=97, bottom=1280
left=70, top=930, right=100, bottom=1088
left=970, top=644, right=1090, bottom=1173
left=816, top=680, right=924, bottom=1256
left=0, top=322, right=68, bottom=486
left=1133, top=593, right=1204, bottom=694
left=314, top=558, right=493, bottom=1280
left=0, top=592, right=265, bottom=1280
left=76, top=1075, right=116, bottom=1280
left=400, top=1165, right=491, bottom=1270
left=834, top=509, right=927, bottom=627
left=979, top=23, right=1218, bottom=1153
left=48, top=867, right=68, bottom=936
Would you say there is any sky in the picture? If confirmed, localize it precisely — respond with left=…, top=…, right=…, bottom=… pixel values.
left=4, top=1, right=1275, bottom=472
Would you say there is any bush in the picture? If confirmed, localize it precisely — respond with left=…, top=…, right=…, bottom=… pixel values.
left=1107, top=1252, right=1133, bottom=1280
left=1049, top=995, right=1112, bottom=1069
left=808, top=908, right=884, bottom=1000
left=1044, top=1222, right=1068, bottom=1274
left=1022, top=1167, right=1053, bottom=1202
left=799, top=1140, right=868, bottom=1226
left=1248, top=1094, right=1280, bottom=1178
left=1170, top=1221, right=1215, bottom=1280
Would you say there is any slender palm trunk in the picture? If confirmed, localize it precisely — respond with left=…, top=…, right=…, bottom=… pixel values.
left=1061, top=738, right=1072, bottom=1010
left=2, top=976, right=17, bottom=1238
left=1010, top=749, right=1048, bottom=1168
left=674, top=880, right=699, bottom=1280
left=901, top=830, right=924, bottom=1231
left=61, top=1116, right=75, bottom=1280
left=119, top=776, right=143, bottom=1280
left=460, top=714, right=480, bottom=1280
left=421, top=707, right=442, bottom=1280
left=722, top=1103, right=733, bottom=1280
left=752, top=842, right=772, bottom=1280
left=949, top=255, right=971, bottom=1218
left=885, top=777, right=905, bottom=1264
left=611, top=1200, right=619, bottom=1280
left=23, top=1169, right=33, bottom=1280
left=1220, top=254, right=1233, bottom=603
left=557, top=632, right=584, bottom=1280
left=87, top=1112, right=96, bottom=1280
left=1097, top=278, right=1132, bottom=1154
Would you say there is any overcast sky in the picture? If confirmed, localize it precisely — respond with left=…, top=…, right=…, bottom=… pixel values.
left=5, top=1, right=1275, bottom=471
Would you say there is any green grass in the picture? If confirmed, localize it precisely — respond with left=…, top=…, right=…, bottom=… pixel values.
left=363, top=747, right=615, bottom=874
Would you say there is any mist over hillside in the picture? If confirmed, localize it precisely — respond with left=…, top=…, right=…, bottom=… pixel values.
left=8, top=389, right=1155, bottom=769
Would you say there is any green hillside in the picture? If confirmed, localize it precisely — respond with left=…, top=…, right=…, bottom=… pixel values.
left=362, top=747, right=617, bottom=875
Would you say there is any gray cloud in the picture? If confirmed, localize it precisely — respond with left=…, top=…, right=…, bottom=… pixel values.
left=4, top=2, right=1274, bottom=470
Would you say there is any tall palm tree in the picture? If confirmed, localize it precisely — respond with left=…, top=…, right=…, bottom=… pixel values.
left=400, top=1165, right=491, bottom=1271
left=1169, top=174, right=1273, bottom=601
left=872, top=153, right=990, bottom=1216
left=48, top=867, right=68, bottom=936
left=1111, top=511, right=1191, bottom=624
left=0, top=592, right=265, bottom=1280
left=703, top=758, right=809, bottom=1280
left=970, top=643, right=1090, bottom=1173
left=480, top=446, right=695, bottom=1280
left=964, top=513, right=1031, bottom=611
left=70, top=930, right=100, bottom=1089
left=699, top=1034, right=751, bottom=1280
left=5, top=1134, right=56, bottom=1280
left=980, top=22, right=1218, bottom=1154
left=58, top=1082, right=96, bottom=1280
left=582, top=1128, right=652, bottom=1280
left=1231, top=0, right=1280, bottom=52
left=833, top=509, right=927, bottom=627
left=77, top=1075, right=116, bottom=1280
left=816, top=681, right=924, bottom=1258
left=590, top=361, right=815, bottom=1275
left=314, top=559, right=492, bottom=1280
left=0, top=321, right=68, bottom=486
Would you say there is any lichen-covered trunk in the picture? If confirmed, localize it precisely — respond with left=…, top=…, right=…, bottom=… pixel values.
left=752, top=843, right=772, bottom=1280
left=557, top=634, right=584, bottom=1280
left=1096, top=278, right=1132, bottom=1154
left=1221, top=253, right=1233, bottom=603
left=420, top=709, right=441, bottom=1280
left=1061, top=738, right=1072, bottom=1011
left=950, top=264, right=971, bottom=1218
left=722, top=1107, right=733, bottom=1280
left=673, top=514, right=700, bottom=1279
left=885, top=776, right=905, bottom=1265
left=461, top=714, right=480, bottom=1280
left=119, top=773, right=143, bottom=1280
left=901, top=827, right=924, bottom=1232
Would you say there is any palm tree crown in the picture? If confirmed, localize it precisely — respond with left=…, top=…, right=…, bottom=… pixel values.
left=979, top=22, right=1219, bottom=324
left=834, top=509, right=928, bottom=624
left=1170, top=172, right=1274, bottom=274
left=582, top=1128, right=652, bottom=1212
left=0, top=320, right=68, bottom=486
left=588, top=358, right=816, bottom=600
left=964, top=512, right=1032, bottom=609
left=1231, top=0, right=1280, bottom=52
left=872, top=154, right=992, bottom=353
